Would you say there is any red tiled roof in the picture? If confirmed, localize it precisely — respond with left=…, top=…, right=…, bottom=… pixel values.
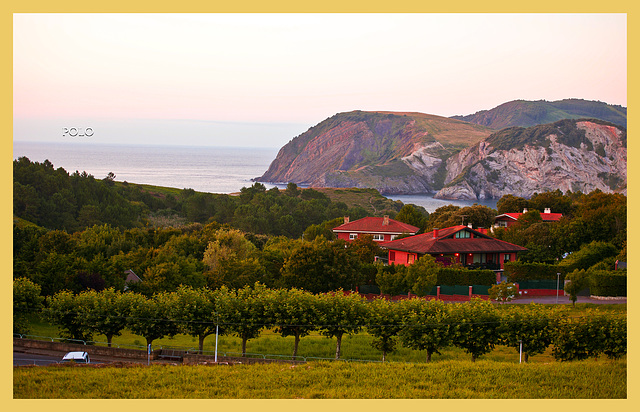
left=495, top=212, right=563, bottom=222
left=381, top=225, right=527, bottom=254
left=332, top=217, right=420, bottom=235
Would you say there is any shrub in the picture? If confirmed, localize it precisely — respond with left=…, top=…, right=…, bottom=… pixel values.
left=505, top=261, right=568, bottom=282
left=589, top=269, right=627, bottom=297
left=489, top=282, right=518, bottom=303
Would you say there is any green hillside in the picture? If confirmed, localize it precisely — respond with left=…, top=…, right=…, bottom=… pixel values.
left=451, top=99, right=627, bottom=129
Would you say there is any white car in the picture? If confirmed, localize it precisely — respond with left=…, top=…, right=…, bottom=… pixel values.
left=61, top=351, right=90, bottom=364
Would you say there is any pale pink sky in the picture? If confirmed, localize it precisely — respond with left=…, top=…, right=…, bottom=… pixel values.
left=13, top=13, right=627, bottom=147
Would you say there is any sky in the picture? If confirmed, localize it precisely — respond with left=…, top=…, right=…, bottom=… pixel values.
left=13, top=13, right=627, bottom=148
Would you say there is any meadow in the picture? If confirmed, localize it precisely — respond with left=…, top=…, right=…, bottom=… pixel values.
left=13, top=358, right=626, bottom=398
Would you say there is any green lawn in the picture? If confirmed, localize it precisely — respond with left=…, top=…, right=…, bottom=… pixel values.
left=13, top=359, right=626, bottom=398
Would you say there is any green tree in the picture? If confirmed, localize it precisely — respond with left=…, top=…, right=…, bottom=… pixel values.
left=127, top=292, right=181, bottom=347
left=43, top=290, right=93, bottom=342
left=395, top=204, right=428, bottom=230
left=564, top=269, right=590, bottom=306
left=449, top=298, right=501, bottom=362
left=365, top=298, right=403, bottom=362
left=76, top=288, right=136, bottom=347
left=268, top=288, right=320, bottom=359
left=216, top=284, right=271, bottom=357
left=498, top=304, right=559, bottom=362
left=398, top=299, right=453, bottom=363
left=496, top=194, right=529, bottom=215
left=376, top=263, right=408, bottom=296
left=404, top=255, right=439, bottom=297
left=489, top=281, right=518, bottom=303
left=282, top=238, right=363, bottom=293
left=168, top=285, right=217, bottom=353
left=318, top=291, right=368, bottom=360
left=559, top=241, right=619, bottom=272
left=13, top=278, right=44, bottom=334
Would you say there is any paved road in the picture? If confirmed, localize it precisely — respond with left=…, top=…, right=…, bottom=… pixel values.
left=13, top=352, right=62, bottom=366
left=506, top=295, right=626, bottom=305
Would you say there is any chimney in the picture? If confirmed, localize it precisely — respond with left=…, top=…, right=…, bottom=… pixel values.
left=344, top=216, right=350, bottom=224
left=544, top=208, right=551, bottom=214
left=467, top=223, right=473, bottom=229
left=433, top=228, right=439, bottom=239
left=523, top=208, right=528, bottom=213
left=383, top=215, right=389, bottom=226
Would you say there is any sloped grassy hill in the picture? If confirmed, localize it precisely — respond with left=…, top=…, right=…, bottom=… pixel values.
left=451, top=99, right=627, bottom=130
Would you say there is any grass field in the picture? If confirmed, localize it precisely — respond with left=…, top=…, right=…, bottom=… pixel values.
left=13, top=359, right=626, bottom=399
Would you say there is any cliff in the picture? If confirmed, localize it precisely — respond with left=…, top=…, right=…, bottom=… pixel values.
left=257, top=111, right=492, bottom=195
left=434, top=119, right=627, bottom=200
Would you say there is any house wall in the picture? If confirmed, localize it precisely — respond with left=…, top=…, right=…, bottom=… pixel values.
left=388, top=249, right=417, bottom=265
left=337, top=232, right=398, bottom=242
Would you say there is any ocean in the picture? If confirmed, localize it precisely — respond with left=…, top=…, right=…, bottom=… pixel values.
left=13, top=141, right=497, bottom=212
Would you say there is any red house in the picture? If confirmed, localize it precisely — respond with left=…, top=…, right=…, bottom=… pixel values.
left=494, top=208, right=563, bottom=229
left=332, top=216, right=420, bottom=242
left=381, top=225, right=527, bottom=271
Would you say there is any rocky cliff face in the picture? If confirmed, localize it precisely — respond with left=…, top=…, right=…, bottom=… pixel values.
left=258, top=111, right=492, bottom=195
left=259, top=111, right=627, bottom=200
left=434, top=120, right=627, bottom=200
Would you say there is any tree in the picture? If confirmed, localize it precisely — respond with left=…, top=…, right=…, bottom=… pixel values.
left=564, top=269, right=590, bottom=306
left=75, top=288, right=136, bottom=347
left=268, top=288, right=320, bottom=359
left=127, top=292, right=181, bottom=347
left=318, top=291, right=367, bottom=360
left=43, top=290, right=93, bottom=342
left=498, top=304, right=558, bottom=362
left=497, top=194, right=529, bottom=215
left=281, top=238, right=363, bottom=293
left=489, top=281, right=518, bottom=303
left=398, top=299, right=453, bottom=363
left=376, top=263, right=408, bottom=296
left=216, top=283, right=271, bottom=357
left=559, top=241, right=619, bottom=272
left=404, top=255, right=439, bottom=297
left=168, top=285, right=217, bottom=354
left=449, top=298, right=501, bottom=362
left=395, top=204, right=428, bottom=231
left=365, top=298, right=403, bottom=362
left=13, top=278, right=44, bottom=334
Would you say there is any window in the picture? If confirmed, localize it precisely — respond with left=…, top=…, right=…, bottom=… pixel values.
left=496, top=220, right=508, bottom=228
left=407, top=254, right=416, bottom=264
left=372, top=234, right=385, bottom=241
left=473, top=253, right=486, bottom=264
left=503, top=253, right=511, bottom=263
left=455, top=230, right=471, bottom=239
left=349, top=233, right=358, bottom=240
left=390, top=235, right=398, bottom=241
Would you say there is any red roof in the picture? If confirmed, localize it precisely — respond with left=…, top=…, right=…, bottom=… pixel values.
left=495, top=212, right=563, bottom=222
left=381, top=225, right=527, bottom=254
left=332, top=217, right=420, bottom=235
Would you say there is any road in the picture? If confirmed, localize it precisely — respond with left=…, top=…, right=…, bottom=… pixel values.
left=506, top=295, right=626, bottom=304
left=13, top=352, right=63, bottom=366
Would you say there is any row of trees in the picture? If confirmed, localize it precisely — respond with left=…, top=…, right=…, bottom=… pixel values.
left=16, top=279, right=626, bottom=363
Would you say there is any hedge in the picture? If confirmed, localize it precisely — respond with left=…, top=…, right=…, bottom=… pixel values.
left=589, top=270, right=627, bottom=297
left=437, top=267, right=495, bottom=287
left=505, top=261, right=568, bottom=282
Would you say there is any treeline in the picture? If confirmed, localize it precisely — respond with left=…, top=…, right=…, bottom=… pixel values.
left=15, top=279, right=627, bottom=363
left=13, top=157, right=397, bottom=237
left=13, top=222, right=385, bottom=297
left=492, top=190, right=626, bottom=268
